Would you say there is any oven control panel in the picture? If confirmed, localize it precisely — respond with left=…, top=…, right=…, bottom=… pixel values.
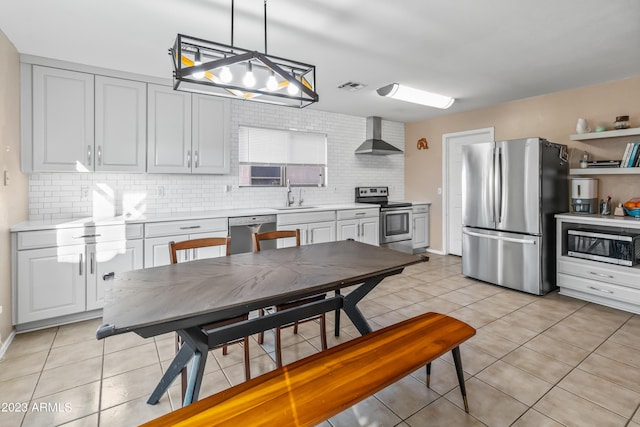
left=356, top=187, right=388, bottom=197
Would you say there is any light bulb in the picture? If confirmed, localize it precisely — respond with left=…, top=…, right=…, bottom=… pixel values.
left=243, top=62, right=256, bottom=87
left=266, top=71, right=278, bottom=91
left=220, top=66, right=233, bottom=83
left=287, top=79, right=299, bottom=96
left=193, top=50, right=205, bottom=79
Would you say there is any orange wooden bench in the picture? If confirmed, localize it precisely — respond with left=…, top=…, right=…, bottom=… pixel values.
left=142, top=312, right=476, bottom=427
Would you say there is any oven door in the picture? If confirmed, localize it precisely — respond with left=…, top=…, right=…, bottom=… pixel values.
left=380, top=208, right=412, bottom=243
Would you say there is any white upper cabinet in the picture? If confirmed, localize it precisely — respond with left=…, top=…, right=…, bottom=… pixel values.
left=95, top=76, right=146, bottom=172
left=192, top=95, right=230, bottom=174
left=148, top=84, right=230, bottom=174
left=147, top=84, right=192, bottom=173
left=31, top=66, right=95, bottom=172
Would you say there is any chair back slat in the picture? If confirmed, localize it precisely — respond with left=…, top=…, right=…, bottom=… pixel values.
left=252, top=229, right=300, bottom=252
left=169, top=237, right=231, bottom=264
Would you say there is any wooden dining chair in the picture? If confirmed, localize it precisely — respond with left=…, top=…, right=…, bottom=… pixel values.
left=252, top=229, right=328, bottom=368
left=168, top=236, right=251, bottom=400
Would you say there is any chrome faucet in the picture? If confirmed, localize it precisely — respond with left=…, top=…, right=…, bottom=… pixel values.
left=298, top=188, right=304, bottom=206
left=285, top=179, right=295, bottom=207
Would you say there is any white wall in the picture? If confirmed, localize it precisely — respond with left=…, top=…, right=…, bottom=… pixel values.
left=28, top=100, right=405, bottom=219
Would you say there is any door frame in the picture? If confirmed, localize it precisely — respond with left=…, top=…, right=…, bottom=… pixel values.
left=442, top=127, right=495, bottom=255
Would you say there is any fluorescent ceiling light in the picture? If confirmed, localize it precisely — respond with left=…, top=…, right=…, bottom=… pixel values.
left=377, top=83, right=454, bottom=109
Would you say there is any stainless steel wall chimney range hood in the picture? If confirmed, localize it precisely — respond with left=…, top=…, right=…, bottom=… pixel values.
left=354, top=116, right=403, bottom=155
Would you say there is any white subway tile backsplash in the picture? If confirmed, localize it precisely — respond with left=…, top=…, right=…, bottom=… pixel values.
left=28, top=101, right=404, bottom=219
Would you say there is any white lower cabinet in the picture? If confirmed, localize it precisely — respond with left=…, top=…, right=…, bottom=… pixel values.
left=17, top=245, right=87, bottom=323
left=143, top=217, right=229, bottom=267
left=412, top=204, right=430, bottom=250
left=556, top=214, right=640, bottom=314
left=86, top=240, right=143, bottom=310
left=336, top=208, right=379, bottom=246
left=277, top=211, right=336, bottom=247
left=13, top=224, right=143, bottom=325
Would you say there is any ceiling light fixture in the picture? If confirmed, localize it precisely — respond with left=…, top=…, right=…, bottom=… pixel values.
left=377, top=83, right=454, bottom=109
left=170, top=0, right=318, bottom=108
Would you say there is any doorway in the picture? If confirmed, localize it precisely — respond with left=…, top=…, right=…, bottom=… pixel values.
left=442, top=127, right=494, bottom=255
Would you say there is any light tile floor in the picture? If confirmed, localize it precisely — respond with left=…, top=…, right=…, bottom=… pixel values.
left=2, top=254, right=640, bottom=426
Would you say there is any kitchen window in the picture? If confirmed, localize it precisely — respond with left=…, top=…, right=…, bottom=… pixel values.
left=239, top=126, right=327, bottom=187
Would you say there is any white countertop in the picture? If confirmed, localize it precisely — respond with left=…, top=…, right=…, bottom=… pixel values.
left=10, top=203, right=378, bottom=232
left=556, top=213, right=640, bottom=227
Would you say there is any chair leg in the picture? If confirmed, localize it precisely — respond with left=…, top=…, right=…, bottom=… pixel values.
left=258, top=308, right=265, bottom=344
left=222, top=344, right=228, bottom=355
left=426, top=362, right=431, bottom=388
left=293, top=321, right=299, bottom=334
left=451, top=347, right=469, bottom=413
left=275, top=326, right=283, bottom=368
left=243, top=336, right=251, bottom=381
left=320, top=313, right=328, bottom=350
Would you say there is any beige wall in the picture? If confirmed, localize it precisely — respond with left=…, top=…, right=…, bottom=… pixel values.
left=0, top=29, right=27, bottom=348
left=405, top=77, right=640, bottom=253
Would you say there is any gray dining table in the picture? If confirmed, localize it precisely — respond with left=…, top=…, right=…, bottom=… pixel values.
left=96, top=240, right=426, bottom=406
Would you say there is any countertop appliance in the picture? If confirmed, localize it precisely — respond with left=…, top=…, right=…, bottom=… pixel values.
left=461, top=137, right=568, bottom=295
left=567, top=228, right=640, bottom=267
left=228, top=215, right=277, bottom=255
left=571, top=178, right=598, bottom=214
left=355, top=186, right=413, bottom=252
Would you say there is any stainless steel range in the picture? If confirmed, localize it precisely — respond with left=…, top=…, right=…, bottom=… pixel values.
left=355, top=187, right=413, bottom=252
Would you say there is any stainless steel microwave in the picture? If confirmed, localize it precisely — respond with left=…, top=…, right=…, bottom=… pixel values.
left=567, top=229, right=640, bottom=266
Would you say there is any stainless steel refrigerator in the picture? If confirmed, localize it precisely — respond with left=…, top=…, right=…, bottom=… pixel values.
left=461, top=137, right=568, bottom=295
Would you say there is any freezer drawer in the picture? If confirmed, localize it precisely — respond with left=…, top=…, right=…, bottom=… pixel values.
left=462, top=227, right=546, bottom=295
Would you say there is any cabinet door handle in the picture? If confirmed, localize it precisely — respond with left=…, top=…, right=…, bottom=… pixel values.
left=187, top=150, right=191, bottom=168
left=194, top=150, right=199, bottom=168
left=589, top=271, right=615, bottom=279
left=73, top=234, right=102, bottom=239
left=87, top=145, right=92, bottom=165
left=179, top=226, right=201, bottom=230
left=79, top=253, right=83, bottom=276
left=90, top=252, right=95, bottom=274
left=355, top=212, right=365, bottom=216
left=588, top=286, right=614, bottom=294
left=103, top=272, right=115, bottom=281
left=97, top=145, right=102, bottom=166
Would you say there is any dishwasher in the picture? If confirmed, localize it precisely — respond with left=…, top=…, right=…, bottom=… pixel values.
left=228, top=215, right=277, bottom=254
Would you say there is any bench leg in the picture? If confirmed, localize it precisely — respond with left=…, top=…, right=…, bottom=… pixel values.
left=451, top=346, right=469, bottom=413
left=334, top=290, right=341, bottom=337
left=426, top=362, right=431, bottom=388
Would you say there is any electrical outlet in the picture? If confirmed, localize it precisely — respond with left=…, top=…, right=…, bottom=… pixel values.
left=157, top=186, right=165, bottom=198
left=437, top=187, right=442, bottom=195
left=81, top=186, right=89, bottom=200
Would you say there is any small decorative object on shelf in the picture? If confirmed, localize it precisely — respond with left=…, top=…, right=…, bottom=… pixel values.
left=614, top=203, right=625, bottom=217
left=595, top=125, right=608, bottom=132
left=615, top=115, right=630, bottom=130
left=576, top=118, right=591, bottom=134
left=623, top=198, right=640, bottom=217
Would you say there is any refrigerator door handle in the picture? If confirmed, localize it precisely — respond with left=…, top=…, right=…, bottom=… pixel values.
left=462, top=229, right=537, bottom=245
left=495, top=147, right=503, bottom=224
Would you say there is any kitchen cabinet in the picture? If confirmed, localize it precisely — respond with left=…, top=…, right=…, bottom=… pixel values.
left=13, top=223, right=143, bottom=327
left=277, top=211, right=336, bottom=247
left=147, top=84, right=230, bottom=174
left=94, top=76, right=147, bottom=172
left=412, top=203, right=430, bottom=251
left=143, top=217, right=228, bottom=267
left=336, top=208, right=379, bottom=246
left=28, top=66, right=94, bottom=172
left=24, top=66, right=148, bottom=172
left=556, top=214, right=640, bottom=314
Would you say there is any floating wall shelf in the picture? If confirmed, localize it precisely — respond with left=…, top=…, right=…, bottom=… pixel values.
left=570, top=167, right=640, bottom=176
left=570, top=127, right=640, bottom=141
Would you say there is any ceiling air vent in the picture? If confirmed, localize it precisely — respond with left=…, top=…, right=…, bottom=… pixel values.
left=338, top=81, right=367, bottom=91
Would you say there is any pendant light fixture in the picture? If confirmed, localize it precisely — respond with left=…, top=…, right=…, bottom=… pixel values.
left=170, top=0, right=318, bottom=108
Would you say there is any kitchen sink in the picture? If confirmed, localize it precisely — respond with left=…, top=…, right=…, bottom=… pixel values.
left=274, top=206, right=318, bottom=210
